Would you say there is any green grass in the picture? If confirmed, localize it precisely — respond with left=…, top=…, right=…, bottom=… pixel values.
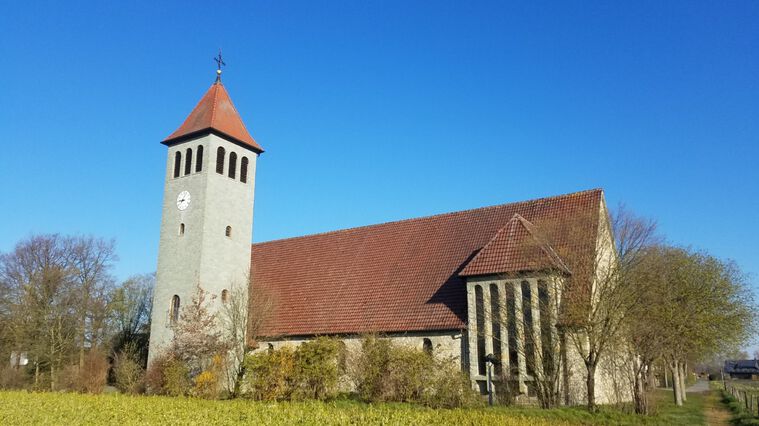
left=0, top=390, right=706, bottom=425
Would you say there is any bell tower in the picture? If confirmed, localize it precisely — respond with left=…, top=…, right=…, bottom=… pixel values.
left=148, top=64, right=263, bottom=363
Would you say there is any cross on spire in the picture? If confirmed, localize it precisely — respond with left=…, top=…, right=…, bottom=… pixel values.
left=214, top=49, right=226, bottom=82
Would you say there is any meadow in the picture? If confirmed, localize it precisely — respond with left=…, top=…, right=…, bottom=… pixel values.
left=0, top=389, right=706, bottom=425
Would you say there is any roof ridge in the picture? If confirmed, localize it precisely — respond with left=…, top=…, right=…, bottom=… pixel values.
left=209, top=83, right=219, bottom=126
left=252, top=188, right=603, bottom=247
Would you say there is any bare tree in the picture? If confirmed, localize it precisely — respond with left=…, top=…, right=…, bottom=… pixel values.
left=67, top=236, right=117, bottom=368
left=219, top=279, right=275, bottom=396
left=170, top=284, right=226, bottom=378
left=110, top=273, right=154, bottom=366
left=559, top=205, right=659, bottom=412
left=0, top=235, right=79, bottom=389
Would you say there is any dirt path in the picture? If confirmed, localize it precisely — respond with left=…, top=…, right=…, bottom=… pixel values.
left=700, top=388, right=732, bottom=426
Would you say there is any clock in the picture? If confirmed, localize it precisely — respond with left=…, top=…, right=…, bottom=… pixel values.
left=176, top=191, right=191, bottom=211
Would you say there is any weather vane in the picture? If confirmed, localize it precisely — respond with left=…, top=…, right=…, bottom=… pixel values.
left=214, top=49, right=226, bottom=82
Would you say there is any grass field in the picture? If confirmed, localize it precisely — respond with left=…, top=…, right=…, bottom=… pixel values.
left=0, top=389, right=705, bottom=425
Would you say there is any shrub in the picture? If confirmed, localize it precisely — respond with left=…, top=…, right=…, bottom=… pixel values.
left=352, top=336, right=392, bottom=401
left=242, top=346, right=296, bottom=400
left=144, top=353, right=191, bottom=396
left=78, top=349, right=110, bottom=394
left=386, top=346, right=434, bottom=402
left=0, top=367, right=27, bottom=390
left=57, top=365, right=81, bottom=392
left=193, top=354, right=224, bottom=399
left=350, top=336, right=481, bottom=408
left=292, top=337, right=340, bottom=400
left=163, top=358, right=191, bottom=396
left=113, top=350, right=145, bottom=394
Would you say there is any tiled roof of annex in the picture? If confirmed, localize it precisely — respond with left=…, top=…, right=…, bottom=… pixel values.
left=250, top=188, right=603, bottom=338
left=460, top=214, right=571, bottom=277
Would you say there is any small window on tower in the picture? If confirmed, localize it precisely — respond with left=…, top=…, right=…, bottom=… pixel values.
left=216, top=147, right=225, bottom=174
left=196, top=145, right=204, bottom=172
left=228, top=152, right=237, bottom=179
left=240, top=157, right=249, bottom=183
left=170, top=295, right=180, bottom=324
left=225, top=226, right=232, bottom=238
left=185, top=148, right=193, bottom=175
left=221, top=289, right=229, bottom=303
left=179, top=223, right=185, bottom=236
left=173, top=151, right=182, bottom=178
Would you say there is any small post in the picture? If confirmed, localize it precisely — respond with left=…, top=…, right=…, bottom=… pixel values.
left=721, top=367, right=725, bottom=391
left=487, top=361, right=493, bottom=406
left=484, top=353, right=499, bottom=406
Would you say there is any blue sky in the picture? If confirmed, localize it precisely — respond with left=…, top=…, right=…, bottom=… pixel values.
left=1, top=1, right=757, bottom=347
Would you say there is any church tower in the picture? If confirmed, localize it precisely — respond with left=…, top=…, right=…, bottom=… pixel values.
left=148, top=66, right=263, bottom=363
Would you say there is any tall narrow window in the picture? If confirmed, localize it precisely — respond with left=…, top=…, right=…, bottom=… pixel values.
left=507, top=283, right=518, bottom=375
left=490, top=283, right=502, bottom=376
left=221, top=289, right=229, bottom=304
left=225, top=226, right=232, bottom=237
left=170, top=295, right=180, bottom=324
left=228, top=152, right=237, bottom=179
left=179, top=223, right=185, bottom=236
left=184, top=148, right=193, bottom=175
left=173, top=151, right=182, bottom=178
left=240, top=157, right=249, bottom=183
left=196, top=145, right=204, bottom=172
left=475, top=285, right=486, bottom=375
left=216, top=147, right=225, bottom=174
left=522, top=281, right=534, bottom=376
left=423, top=338, right=433, bottom=356
left=538, top=280, right=553, bottom=376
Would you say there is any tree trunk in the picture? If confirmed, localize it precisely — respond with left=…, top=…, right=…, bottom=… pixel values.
left=633, top=361, right=649, bottom=414
left=586, top=361, right=598, bottom=412
left=679, top=362, right=687, bottom=402
left=671, top=360, right=683, bottom=406
left=664, top=366, right=669, bottom=388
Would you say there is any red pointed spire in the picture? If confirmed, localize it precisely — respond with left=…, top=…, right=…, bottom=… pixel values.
left=163, top=81, right=263, bottom=153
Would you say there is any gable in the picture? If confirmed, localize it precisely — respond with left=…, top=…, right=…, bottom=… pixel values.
left=250, top=188, right=603, bottom=338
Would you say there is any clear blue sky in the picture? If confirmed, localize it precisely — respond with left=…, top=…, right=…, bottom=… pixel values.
left=1, top=1, right=757, bottom=347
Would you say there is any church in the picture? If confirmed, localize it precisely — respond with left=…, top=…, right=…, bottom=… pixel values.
left=148, top=68, right=624, bottom=405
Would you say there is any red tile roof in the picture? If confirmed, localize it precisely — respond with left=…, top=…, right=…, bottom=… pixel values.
left=250, top=189, right=603, bottom=338
left=460, top=214, right=571, bottom=277
left=163, top=81, right=263, bottom=152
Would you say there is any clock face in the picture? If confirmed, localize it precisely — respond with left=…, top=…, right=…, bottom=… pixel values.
left=176, top=191, right=191, bottom=211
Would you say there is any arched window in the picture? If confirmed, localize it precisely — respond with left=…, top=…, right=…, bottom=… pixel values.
left=240, top=157, right=249, bottom=183
left=196, top=145, right=203, bottom=172
left=490, top=283, right=502, bottom=376
left=170, top=295, right=180, bottom=324
left=216, top=147, right=225, bottom=174
left=507, top=282, right=518, bottom=374
left=184, top=148, right=193, bottom=175
left=423, top=338, right=433, bottom=355
left=221, top=289, right=229, bottom=303
left=538, top=280, right=553, bottom=376
left=521, top=280, right=534, bottom=376
left=267, top=343, right=274, bottom=353
left=475, top=285, right=486, bottom=375
left=173, top=151, right=181, bottom=178
left=225, top=226, right=232, bottom=237
left=228, top=152, right=237, bottom=179
left=179, top=223, right=185, bottom=236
